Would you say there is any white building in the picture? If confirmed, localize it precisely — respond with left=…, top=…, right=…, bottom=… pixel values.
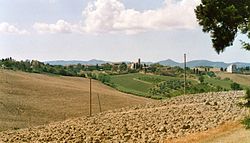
left=226, top=64, right=237, bottom=73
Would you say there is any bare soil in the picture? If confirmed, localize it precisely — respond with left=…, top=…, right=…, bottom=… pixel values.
left=0, top=91, right=247, bottom=142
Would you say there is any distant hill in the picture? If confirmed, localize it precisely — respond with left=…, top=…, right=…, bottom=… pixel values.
left=157, top=60, right=250, bottom=68
left=45, top=59, right=250, bottom=68
left=186, top=60, right=228, bottom=68
left=158, top=59, right=180, bottom=67
left=45, top=59, right=109, bottom=66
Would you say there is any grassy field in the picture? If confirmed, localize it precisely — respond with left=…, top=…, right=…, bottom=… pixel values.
left=204, top=76, right=233, bottom=89
left=0, top=70, right=152, bottom=131
left=110, top=73, right=239, bottom=98
left=217, top=72, right=250, bottom=89
left=110, top=73, right=192, bottom=98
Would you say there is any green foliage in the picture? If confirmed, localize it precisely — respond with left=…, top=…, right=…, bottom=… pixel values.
left=0, top=58, right=118, bottom=77
left=110, top=73, right=183, bottom=99
left=231, top=82, right=242, bottom=90
left=207, top=71, right=216, bottom=77
left=224, top=77, right=231, bottom=81
left=119, top=62, right=128, bottom=72
left=198, top=76, right=205, bottom=83
left=195, top=0, right=250, bottom=53
left=97, top=73, right=111, bottom=84
left=242, top=117, right=250, bottom=129
left=110, top=73, right=229, bottom=99
left=149, top=80, right=188, bottom=97
left=137, top=76, right=165, bottom=84
left=149, top=83, right=171, bottom=97
left=245, top=88, right=250, bottom=107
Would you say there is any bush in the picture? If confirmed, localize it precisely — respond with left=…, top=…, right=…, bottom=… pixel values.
left=198, top=76, right=204, bottom=83
left=97, top=73, right=111, bottom=83
left=207, top=71, right=216, bottom=77
left=245, top=88, right=250, bottom=107
left=231, top=82, right=242, bottom=90
left=242, top=117, right=250, bottom=129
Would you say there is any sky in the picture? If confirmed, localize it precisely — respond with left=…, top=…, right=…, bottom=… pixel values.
left=0, top=0, right=250, bottom=63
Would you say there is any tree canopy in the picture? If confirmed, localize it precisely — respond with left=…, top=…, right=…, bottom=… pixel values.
left=195, top=0, right=250, bottom=53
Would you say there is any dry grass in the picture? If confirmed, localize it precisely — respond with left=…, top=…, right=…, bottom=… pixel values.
left=217, top=72, right=250, bottom=87
left=165, top=122, right=241, bottom=143
left=0, top=70, right=152, bottom=131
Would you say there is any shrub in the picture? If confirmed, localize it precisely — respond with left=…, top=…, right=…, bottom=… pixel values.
left=231, top=82, right=242, bottom=90
left=97, top=73, right=111, bottom=83
left=245, top=88, right=250, bottom=107
left=224, top=77, right=231, bottom=81
left=207, top=71, right=216, bottom=77
left=242, top=117, right=250, bottom=129
left=198, top=76, right=204, bottom=83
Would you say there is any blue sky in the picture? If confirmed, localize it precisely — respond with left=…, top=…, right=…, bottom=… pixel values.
left=0, top=0, right=249, bottom=63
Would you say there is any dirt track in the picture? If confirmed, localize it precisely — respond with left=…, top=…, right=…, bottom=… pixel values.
left=0, top=91, right=247, bottom=142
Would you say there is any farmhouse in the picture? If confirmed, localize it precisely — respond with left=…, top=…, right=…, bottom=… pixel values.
left=226, top=64, right=237, bottom=73
left=129, top=58, right=141, bottom=70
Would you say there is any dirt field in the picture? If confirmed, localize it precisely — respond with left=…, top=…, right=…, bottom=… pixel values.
left=0, top=70, right=152, bottom=131
left=0, top=91, right=247, bottom=142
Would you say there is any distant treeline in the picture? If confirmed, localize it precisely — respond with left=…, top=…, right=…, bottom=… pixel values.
left=0, top=57, right=109, bottom=77
left=0, top=58, right=187, bottom=77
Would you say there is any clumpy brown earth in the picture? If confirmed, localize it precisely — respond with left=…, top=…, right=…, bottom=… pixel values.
left=0, top=70, right=152, bottom=131
left=0, top=91, right=247, bottom=142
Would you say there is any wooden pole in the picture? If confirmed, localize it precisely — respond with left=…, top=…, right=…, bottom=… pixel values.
left=184, top=54, right=187, bottom=95
left=97, top=94, right=102, bottom=113
left=89, top=78, right=92, bottom=116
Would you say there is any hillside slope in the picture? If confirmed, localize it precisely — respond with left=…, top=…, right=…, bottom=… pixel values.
left=0, top=70, right=152, bottom=131
left=217, top=72, right=250, bottom=87
left=0, top=92, right=247, bottom=142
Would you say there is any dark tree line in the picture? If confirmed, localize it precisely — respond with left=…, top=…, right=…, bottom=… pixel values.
left=0, top=58, right=109, bottom=77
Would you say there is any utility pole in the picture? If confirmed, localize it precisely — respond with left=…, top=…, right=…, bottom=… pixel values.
left=89, top=78, right=92, bottom=117
left=184, top=54, right=187, bottom=95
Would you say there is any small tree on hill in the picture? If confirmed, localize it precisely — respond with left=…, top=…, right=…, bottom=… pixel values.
left=198, top=76, right=204, bottom=83
left=231, top=82, right=242, bottom=90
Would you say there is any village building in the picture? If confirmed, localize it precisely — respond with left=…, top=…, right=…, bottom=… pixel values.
left=129, top=58, right=141, bottom=70
left=226, top=64, right=237, bottom=73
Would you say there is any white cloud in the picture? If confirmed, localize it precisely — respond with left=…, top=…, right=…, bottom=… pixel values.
left=48, top=0, right=57, bottom=4
left=82, top=0, right=201, bottom=34
left=33, top=20, right=80, bottom=34
left=32, top=0, right=200, bottom=35
left=0, top=22, right=29, bottom=35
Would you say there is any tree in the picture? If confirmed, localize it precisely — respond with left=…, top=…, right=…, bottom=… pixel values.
left=231, top=82, right=242, bottom=90
left=119, top=62, right=127, bottom=72
left=220, top=67, right=224, bottom=71
left=195, top=1, right=250, bottom=53
left=246, top=66, right=250, bottom=71
left=198, top=76, right=204, bottom=83
left=97, top=73, right=111, bottom=83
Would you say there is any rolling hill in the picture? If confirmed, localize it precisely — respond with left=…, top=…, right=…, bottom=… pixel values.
left=0, top=70, right=152, bottom=131
left=157, top=59, right=250, bottom=68
left=45, top=59, right=109, bottom=66
left=45, top=59, right=250, bottom=68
